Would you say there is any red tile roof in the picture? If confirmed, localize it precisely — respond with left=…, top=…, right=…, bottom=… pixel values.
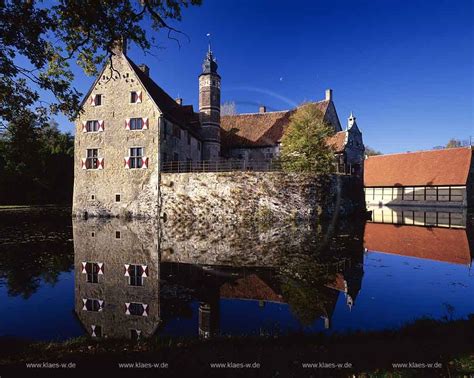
left=364, top=223, right=472, bottom=265
left=219, top=274, right=284, bottom=303
left=327, top=131, right=347, bottom=153
left=221, top=101, right=330, bottom=149
left=364, top=147, right=473, bottom=187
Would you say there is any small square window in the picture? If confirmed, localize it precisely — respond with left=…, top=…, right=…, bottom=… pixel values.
left=95, top=94, right=102, bottom=106
left=91, top=194, right=95, bottom=200
left=91, top=232, right=95, bottom=237
left=129, top=118, right=143, bottom=130
left=86, top=121, right=99, bottom=132
left=130, top=91, right=138, bottom=103
left=115, top=194, right=121, bottom=202
left=115, top=231, right=121, bottom=239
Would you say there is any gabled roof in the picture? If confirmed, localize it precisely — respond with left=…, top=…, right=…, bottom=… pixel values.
left=220, top=100, right=331, bottom=149
left=364, top=147, right=473, bottom=187
left=364, top=223, right=472, bottom=266
left=126, top=56, right=200, bottom=130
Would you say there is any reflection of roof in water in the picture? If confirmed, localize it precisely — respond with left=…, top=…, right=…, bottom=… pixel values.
left=364, top=223, right=472, bottom=265
left=220, top=274, right=284, bottom=302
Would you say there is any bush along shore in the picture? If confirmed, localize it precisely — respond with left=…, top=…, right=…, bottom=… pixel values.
left=0, top=316, right=473, bottom=376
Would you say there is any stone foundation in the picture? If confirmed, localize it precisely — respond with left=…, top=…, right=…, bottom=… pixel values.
left=160, top=172, right=364, bottom=225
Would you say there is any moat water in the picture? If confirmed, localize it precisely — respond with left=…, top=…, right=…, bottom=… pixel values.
left=0, top=206, right=473, bottom=342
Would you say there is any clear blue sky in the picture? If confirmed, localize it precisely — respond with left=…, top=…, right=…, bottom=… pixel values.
left=55, top=0, right=473, bottom=154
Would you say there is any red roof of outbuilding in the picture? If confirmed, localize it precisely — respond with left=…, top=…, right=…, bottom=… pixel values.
left=364, top=147, right=473, bottom=187
left=364, top=223, right=472, bottom=265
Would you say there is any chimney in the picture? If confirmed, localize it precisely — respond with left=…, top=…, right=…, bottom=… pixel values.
left=325, top=88, right=333, bottom=101
left=138, top=64, right=149, bottom=77
left=175, top=98, right=183, bottom=105
left=112, top=37, right=127, bottom=55
left=259, top=105, right=267, bottom=113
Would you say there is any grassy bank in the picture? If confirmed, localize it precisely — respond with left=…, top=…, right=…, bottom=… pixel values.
left=0, top=316, right=473, bottom=376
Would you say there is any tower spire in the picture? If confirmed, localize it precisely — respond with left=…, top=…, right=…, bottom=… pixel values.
left=206, top=33, right=212, bottom=55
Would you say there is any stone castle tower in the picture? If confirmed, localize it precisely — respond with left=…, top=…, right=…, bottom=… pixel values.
left=199, top=45, right=221, bottom=160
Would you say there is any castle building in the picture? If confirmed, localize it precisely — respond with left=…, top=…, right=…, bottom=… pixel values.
left=221, top=91, right=365, bottom=175
left=73, top=41, right=364, bottom=217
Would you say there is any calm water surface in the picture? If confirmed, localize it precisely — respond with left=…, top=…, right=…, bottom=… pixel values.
left=0, top=206, right=472, bottom=341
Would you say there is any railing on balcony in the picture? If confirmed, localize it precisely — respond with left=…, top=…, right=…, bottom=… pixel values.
left=161, top=159, right=357, bottom=175
left=161, top=159, right=282, bottom=173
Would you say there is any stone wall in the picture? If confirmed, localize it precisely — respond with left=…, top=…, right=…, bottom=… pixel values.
left=160, top=172, right=364, bottom=225
left=73, top=52, right=160, bottom=219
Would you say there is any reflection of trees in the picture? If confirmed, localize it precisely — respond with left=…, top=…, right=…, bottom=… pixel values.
left=0, top=208, right=73, bottom=298
left=279, top=255, right=338, bottom=326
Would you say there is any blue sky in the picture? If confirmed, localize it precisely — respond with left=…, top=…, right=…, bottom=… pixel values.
left=53, top=0, right=472, bottom=153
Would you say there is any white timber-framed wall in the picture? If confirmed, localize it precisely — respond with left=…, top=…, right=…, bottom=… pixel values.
left=365, top=185, right=467, bottom=208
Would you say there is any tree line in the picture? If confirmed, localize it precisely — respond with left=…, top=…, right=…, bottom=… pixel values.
left=0, top=114, right=73, bottom=205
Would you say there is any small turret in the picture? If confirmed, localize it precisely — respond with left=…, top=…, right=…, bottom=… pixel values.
left=348, top=112, right=357, bottom=129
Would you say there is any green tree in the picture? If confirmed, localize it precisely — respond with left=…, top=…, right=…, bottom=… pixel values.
left=280, top=103, right=335, bottom=174
left=446, top=139, right=462, bottom=148
left=0, top=113, right=74, bottom=204
left=364, top=145, right=382, bottom=156
left=1, top=0, right=202, bottom=128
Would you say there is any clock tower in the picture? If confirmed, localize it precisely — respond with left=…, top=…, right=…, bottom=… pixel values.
left=199, top=45, right=221, bottom=161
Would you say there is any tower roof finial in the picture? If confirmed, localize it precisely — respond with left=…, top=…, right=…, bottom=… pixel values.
left=201, top=33, right=218, bottom=75
left=206, top=33, right=212, bottom=55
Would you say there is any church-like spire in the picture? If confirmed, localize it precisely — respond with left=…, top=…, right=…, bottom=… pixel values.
left=202, top=33, right=218, bottom=75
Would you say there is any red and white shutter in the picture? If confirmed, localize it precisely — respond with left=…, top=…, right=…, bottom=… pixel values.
left=125, top=302, right=130, bottom=315
left=81, top=158, right=87, bottom=170
left=142, top=117, right=149, bottom=130
left=141, top=265, right=148, bottom=278
left=90, top=95, right=96, bottom=106
left=124, top=264, right=130, bottom=276
left=82, top=299, right=88, bottom=311
left=137, top=91, right=142, bottom=103
left=82, top=121, right=87, bottom=133
left=97, top=158, right=104, bottom=170
left=125, top=118, right=130, bottom=130
left=81, top=262, right=87, bottom=274
left=142, top=304, right=149, bottom=317
left=141, top=157, right=149, bottom=169
left=98, top=120, right=104, bottom=132
left=98, top=300, right=104, bottom=312
left=97, top=262, right=104, bottom=275
left=124, top=157, right=130, bottom=169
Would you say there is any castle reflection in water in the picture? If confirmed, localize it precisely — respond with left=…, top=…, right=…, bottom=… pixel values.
left=74, top=206, right=473, bottom=340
